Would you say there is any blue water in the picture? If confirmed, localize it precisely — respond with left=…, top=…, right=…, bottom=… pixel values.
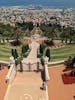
left=0, top=0, right=75, bottom=7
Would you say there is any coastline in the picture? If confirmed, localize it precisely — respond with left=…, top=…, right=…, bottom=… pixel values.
left=0, top=5, right=75, bottom=9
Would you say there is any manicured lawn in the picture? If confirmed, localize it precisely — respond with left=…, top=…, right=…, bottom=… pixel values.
left=0, top=43, right=75, bottom=62
left=50, top=44, right=75, bottom=62
left=0, top=44, right=21, bottom=61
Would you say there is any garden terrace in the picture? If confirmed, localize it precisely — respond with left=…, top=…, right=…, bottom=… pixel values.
left=47, top=64, right=75, bottom=100
left=62, top=71, right=75, bottom=84
left=50, top=44, right=75, bottom=62
left=0, top=44, right=21, bottom=61
left=0, top=66, right=8, bottom=100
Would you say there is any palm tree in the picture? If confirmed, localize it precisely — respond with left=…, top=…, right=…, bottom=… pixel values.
left=13, top=27, right=23, bottom=45
left=15, top=28, right=20, bottom=40
left=68, top=27, right=75, bottom=44
left=60, top=27, right=70, bottom=44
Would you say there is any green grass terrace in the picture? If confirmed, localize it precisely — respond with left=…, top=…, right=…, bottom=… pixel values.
left=0, top=44, right=21, bottom=61
left=0, top=43, right=75, bottom=62
left=50, top=44, right=75, bottom=62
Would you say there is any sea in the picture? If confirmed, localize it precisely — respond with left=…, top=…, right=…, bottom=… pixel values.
left=0, top=0, right=75, bottom=8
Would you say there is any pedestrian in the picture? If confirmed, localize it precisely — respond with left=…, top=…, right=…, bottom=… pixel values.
left=0, top=63, right=2, bottom=70
left=37, top=61, right=39, bottom=71
left=0, top=63, right=4, bottom=70
left=20, top=61, right=23, bottom=72
left=8, top=63, right=10, bottom=69
left=42, top=81, right=46, bottom=90
left=29, top=62, right=31, bottom=71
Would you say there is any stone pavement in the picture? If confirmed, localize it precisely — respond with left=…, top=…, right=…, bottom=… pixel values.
left=0, top=67, right=8, bottom=100
left=5, top=72, right=46, bottom=100
left=47, top=65, right=75, bottom=100
left=22, top=41, right=39, bottom=64
left=4, top=40, right=46, bottom=100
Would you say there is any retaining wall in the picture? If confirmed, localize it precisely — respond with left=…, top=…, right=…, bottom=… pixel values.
left=5, top=64, right=16, bottom=84
left=48, top=60, right=64, bottom=66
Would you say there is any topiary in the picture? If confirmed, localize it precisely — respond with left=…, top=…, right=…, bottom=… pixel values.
left=14, top=49, right=18, bottom=59
left=11, top=49, right=14, bottom=57
left=39, top=43, right=46, bottom=54
left=21, top=44, right=29, bottom=57
left=11, top=49, right=18, bottom=59
left=45, top=48, right=51, bottom=61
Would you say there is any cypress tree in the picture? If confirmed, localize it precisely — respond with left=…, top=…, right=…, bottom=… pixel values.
left=14, top=49, right=18, bottom=59
left=45, top=48, right=51, bottom=61
left=22, top=45, right=25, bottom=54
left=11, top=49, right=14, bottom=57
left=22, top=44, right=29, bottom=56
left=40, top=43, right=46, bottom=54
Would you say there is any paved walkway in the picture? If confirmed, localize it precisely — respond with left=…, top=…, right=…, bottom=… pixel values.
left=5, top=72, right=46, bottom=100
left=22, top=41, right=39, bottom=64
left=47, top=64, right=75, bottom=100
left=0, top=67, right=8, bottom=100
left=5, top=40, right=46, bottom=100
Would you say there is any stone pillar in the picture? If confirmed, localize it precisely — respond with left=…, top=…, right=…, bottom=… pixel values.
left=9, top=56, right=15, bottom=65
left=9, top=56, right=16, bottom=70
left=5, top=56, right=16, bottom=83
left=44, top=56, right=50, bottom=81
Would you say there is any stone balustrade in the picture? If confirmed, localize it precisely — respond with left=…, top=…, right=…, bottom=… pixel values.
left=5, top=63, right=16, bottom=84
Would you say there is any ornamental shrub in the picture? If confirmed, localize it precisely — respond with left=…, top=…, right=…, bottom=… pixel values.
left=39, top=43, right=46, bottom=54
left=45, top=48, right=51, bottom=61
left=11, top=49, right=18, bottom=59
left=22, top=44, right=29, bottom=56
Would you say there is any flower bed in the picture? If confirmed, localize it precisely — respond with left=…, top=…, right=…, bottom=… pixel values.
left=62, top=73, right=75, bottom=84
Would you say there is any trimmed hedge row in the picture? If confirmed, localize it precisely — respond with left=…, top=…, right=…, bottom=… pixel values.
left=45, top=48, right=51, bottom=61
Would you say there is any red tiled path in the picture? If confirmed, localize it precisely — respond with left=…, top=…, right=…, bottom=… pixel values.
left=47, top=64, right=75, bottom=100
left=0, top=67, right=8, bottom=100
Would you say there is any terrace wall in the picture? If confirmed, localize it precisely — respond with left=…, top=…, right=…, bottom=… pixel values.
left=5, top=63, right=16, bottom=84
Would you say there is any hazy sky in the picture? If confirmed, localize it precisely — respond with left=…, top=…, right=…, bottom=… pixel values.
left=0, top=0, right=75, bottom=7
